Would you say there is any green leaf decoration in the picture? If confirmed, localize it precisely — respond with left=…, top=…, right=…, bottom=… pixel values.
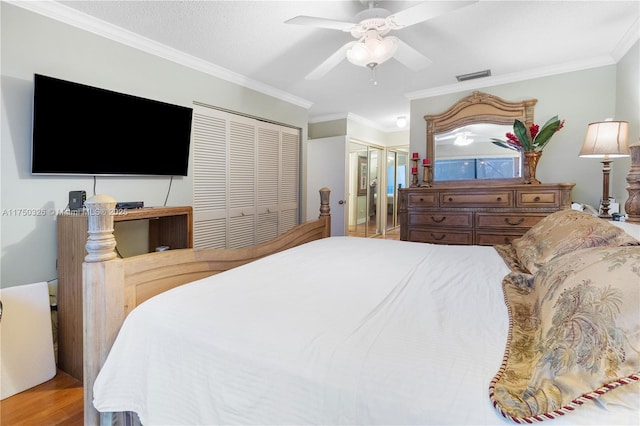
left=532, top=116, right=561, bottom=150
left=491, top=139, right=520, bottom=151
left=513, top=119, right=531, bottom=151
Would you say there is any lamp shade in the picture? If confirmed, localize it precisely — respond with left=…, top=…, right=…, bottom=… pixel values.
left=579, top=120, right=630, bottom=158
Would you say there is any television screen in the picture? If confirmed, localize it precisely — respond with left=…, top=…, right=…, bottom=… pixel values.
left=31, top=74, right=193, bottom=176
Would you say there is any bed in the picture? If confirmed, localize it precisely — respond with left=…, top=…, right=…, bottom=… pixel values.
left=82, top=189, right=640, bottom=425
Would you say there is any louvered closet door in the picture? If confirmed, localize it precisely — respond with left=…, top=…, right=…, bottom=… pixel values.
left=257, top=125, right=280, bottom=243
left=228, top=118, right=257, bottom=248
left=192, top=104, right=300, bottom=249
left=280, top=128, right=300, bottom=233
left=192, top=106, right=228, bottom=248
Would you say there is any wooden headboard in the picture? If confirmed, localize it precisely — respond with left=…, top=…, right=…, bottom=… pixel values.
left=81, top=188, right=331, bottom=424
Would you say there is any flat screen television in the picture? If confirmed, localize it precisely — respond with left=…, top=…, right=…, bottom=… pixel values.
left=31, top=74, right=193, bottom=176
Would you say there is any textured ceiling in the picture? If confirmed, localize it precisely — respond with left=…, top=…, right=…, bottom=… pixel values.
left=41, top=1, right=640, bottom=131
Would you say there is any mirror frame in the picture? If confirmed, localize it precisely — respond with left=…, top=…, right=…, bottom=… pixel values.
left=425, top=91, right=537, bottom=185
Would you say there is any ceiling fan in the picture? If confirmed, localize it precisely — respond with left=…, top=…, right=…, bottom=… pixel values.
left=285, top=1, right=477, bottom=81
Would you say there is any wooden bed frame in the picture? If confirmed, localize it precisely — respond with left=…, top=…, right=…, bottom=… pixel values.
left=81, top=188, right=331, bottom=425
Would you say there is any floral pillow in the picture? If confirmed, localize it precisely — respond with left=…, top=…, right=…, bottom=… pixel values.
left=511, top=209, right=640, bottom=274
left=490, top=245, right=640, bottom=422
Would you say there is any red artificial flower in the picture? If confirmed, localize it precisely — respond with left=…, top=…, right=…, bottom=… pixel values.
left=529, top=124, right=540, bottom=139
left=506, top=133, right=521, bottom=146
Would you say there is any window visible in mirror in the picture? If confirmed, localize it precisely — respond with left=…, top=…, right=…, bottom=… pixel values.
left=435, top=158, right=520, bottom=181
left=434, top=123, right=520, bottom=181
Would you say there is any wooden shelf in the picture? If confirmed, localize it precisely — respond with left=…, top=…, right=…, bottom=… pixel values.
left=56, top=206, right=193, bottom=382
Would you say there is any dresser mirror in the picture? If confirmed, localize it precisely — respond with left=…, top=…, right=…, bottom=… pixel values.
left=425, top=91, right=538, bottom=184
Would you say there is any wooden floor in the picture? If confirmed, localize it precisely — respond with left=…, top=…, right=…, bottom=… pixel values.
left=348, top=215, right=400, bottom=239
left=0, top=370, right=83, bottom=426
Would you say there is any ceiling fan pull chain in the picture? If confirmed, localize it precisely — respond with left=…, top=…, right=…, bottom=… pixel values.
left=368, top=63, right=378, bottom=85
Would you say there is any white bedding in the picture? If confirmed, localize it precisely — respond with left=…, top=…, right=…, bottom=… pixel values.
left=93, top=237, right=639, bottom=425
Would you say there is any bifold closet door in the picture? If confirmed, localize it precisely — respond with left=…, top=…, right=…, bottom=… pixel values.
left=191, top=104, right=300, bottom=249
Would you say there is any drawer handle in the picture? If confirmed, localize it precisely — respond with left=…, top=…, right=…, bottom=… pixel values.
left=419, top=197, right=424, bottom=202
left=448, top=197, right=453, bottom=202
left=505, top=218, right=525, bottom=226
left=534, top=196, right=541, bottom=202
left=430, top=233, right=446, bottom=241
left=496, top=197, right=502, bottom=201
left=430, top=216, right=446, bottom=223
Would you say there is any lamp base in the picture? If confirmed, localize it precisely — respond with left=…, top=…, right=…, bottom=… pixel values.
left=598, top=159, right=613, bottom=219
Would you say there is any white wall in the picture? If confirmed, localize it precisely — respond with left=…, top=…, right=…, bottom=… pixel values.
left=410, top=58, right=639, bottom=210
left=1, top=3, right=309, bottom=287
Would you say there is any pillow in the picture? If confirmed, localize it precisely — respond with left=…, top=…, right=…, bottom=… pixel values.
left=490, top=245, right=640, bottom=422
left=493, top=243, right=529, bottom=274
left=512, top=209, right=640, bottom=274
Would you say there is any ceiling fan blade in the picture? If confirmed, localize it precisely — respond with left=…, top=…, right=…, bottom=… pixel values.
left=393, top=38, right=432, bottom=71
left=305, top=42, right=356, bottom=80
left=285, top=16, right=355, bottom=32
left=387, top=1, right=478, bottom=29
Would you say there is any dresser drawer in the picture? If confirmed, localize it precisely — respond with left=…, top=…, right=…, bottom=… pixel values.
left=440, top=191, right=512, bottom=207
left=475, top=231, right=526, bottom=246
left=408, top=229, right=473, bottom=245
left=409, top=212, right=473, bottom=228
left=398, top=183, right=575, bottom=246
left=516, top=189, right=560, bottom=207
left=476, top=212, right=546, bottom=229
left=407, top=192, right=437, bottom=207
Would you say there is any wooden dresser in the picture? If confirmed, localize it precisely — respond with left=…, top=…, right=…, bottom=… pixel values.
left=399, top=183, right=574, bottom=245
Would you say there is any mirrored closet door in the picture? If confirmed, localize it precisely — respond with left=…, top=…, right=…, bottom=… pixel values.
left=386, top=149, right=408, bottom=232
left=348, top=142, right=383, bottom=238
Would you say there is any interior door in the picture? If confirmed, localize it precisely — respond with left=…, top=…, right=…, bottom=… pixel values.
left=347, top=142, right=384, bottom=238
left=306, top=136, right=347, bottom=236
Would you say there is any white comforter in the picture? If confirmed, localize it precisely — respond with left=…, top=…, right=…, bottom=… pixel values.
left=93, top=237, right=639, bottom=425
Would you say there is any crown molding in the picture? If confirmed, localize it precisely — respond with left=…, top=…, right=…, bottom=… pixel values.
left=405, top=56, right=617, bottom=100
left=612, top=16, right=640, bottom=62
left=10, top=0, right=314, bottom=109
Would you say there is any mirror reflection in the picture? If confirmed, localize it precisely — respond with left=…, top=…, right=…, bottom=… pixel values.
left=386, top=150, right=408, bottom=231
left=425, top=91, right=537, bottom=185
left=434, top=123, right=520, bottom=181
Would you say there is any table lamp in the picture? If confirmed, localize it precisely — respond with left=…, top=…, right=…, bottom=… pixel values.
left=579, top=119, right=630, bottom=219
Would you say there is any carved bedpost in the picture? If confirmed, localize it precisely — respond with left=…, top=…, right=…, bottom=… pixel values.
left=319, top=187, right=331, bottom=237
left=83, top=195, right=125, bottom=426
left=625, top=143, right=640, bottom=224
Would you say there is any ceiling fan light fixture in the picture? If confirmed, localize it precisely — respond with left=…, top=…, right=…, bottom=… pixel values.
left=346, top=42, right=369, bottom=65
left=371, top=36, right=397, bottom=61
left=287, top=1, right=476, bottom=80
left=346, top=30, right=397, bottom=68
left=453, top=133, right=474, bottom=146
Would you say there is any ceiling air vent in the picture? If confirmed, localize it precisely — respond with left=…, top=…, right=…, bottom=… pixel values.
left=456, top=69, right=491, bottom=82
